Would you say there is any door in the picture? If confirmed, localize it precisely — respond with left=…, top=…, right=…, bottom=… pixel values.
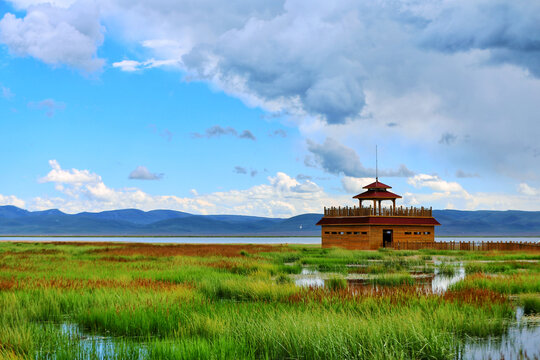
left=383, top=229, right=393, bottom=248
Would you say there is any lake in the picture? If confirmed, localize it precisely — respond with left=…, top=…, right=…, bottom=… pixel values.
left=0, top=236, right=538, bottom=244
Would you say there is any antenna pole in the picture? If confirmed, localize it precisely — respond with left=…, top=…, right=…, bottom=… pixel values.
left=375, top=145, right=378, bottom=181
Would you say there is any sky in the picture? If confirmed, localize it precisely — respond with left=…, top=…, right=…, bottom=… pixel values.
left=0, top=0, right=539, bottom=217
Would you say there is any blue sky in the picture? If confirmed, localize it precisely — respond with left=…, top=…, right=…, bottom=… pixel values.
left=0, top=0, right=539, bottom=216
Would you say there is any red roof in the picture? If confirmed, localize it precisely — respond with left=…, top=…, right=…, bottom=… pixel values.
left=363, top=180, right=391, bottom=189
left=353, top=190, right=402, bottom=200
left=316, top=216, right=440, bottom=226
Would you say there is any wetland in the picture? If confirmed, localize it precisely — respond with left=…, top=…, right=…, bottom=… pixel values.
left=0, top=242, right=539, bottom=359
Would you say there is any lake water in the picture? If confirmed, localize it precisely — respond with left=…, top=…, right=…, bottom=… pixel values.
left=0, top=236, right=538, bottom=244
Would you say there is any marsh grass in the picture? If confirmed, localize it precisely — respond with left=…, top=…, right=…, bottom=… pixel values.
left=465, top=261, right=539, bottom=274
left=369, top=273, right=415, bottom=286
left=0, top=242, right=536, bottom=359
left=436, top=262, right=457, bottom=276
left=325, top=277, right=347, bottom=291
left=520, top=294, right=540, bottom=314
left=450, top=273, right=540, bottom=294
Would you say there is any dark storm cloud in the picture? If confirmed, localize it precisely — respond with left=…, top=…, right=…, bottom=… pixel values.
left=306, top=138, right=414, bottom=178
left=420, top=0, right=540, bottom=77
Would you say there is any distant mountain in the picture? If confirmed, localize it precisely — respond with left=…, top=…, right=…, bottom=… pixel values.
left=433, top=210, right=540, bottom=236
left=77, top=209, right=191, bottom=225
left=0, top=206, right=539, bottom=236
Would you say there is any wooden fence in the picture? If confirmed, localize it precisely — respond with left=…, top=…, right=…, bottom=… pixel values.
left=391, top=240, right=540, bottom=252
left=324, top=206, right=433, bottom=217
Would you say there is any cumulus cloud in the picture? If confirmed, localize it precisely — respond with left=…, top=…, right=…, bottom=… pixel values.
left=128, top=166, right=163, bottom=180
left=341, top=176, right=376, bottom=194
left=517, top=183, right=539, bottom=196
left=0, top=194, right=26, bottom=208
left=31, top=160, right=345, bottom=216
left=420, top=0, right=540, bottom=77
left=403, top=181, right=540, bottom=211
left=4, top=0, right=540, bottom=183
left=192, top=125, right=256, bottom=140
left=28, top=99, right=66, bottom=117
left=39, top=159, right=101, bottom=185
left=307, top=138, right=414, bottom=178
left=407, top=174, right=466, bottom=193
left=0, top=1, right=105, bottom=72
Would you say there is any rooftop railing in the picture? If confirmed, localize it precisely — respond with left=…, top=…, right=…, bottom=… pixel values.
left=323, top=206, right=433, bottom=217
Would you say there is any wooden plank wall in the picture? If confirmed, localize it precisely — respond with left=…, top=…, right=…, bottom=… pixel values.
left=392, top=241, right=540, bottom=252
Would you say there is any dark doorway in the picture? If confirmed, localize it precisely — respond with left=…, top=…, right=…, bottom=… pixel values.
left=383, top=229, right=393, bottom=248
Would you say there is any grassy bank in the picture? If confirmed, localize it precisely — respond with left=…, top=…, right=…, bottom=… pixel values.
left=0, top=242, right=537, bottom=359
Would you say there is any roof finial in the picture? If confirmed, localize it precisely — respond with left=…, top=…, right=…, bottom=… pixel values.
left=375, top=145, right=378, bottom=182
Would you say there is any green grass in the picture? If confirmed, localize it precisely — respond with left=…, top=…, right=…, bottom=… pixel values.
left=369, top=273, right=415, bottom=286
left=449, top=273, right=540, bottom=294
left=436, top=262, right=457, bottom=276
left=0, top=242, right=537, bottom=359
left=521, top=294, right=540, bottom=314
left=325, top=276, right=347, bottom=291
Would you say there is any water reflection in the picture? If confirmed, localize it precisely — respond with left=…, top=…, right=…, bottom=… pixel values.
left=432, top=262, right=466, bottom=293
left=294, top=268, right=325, bottom=287
left=461, top=308, right=540, bottom=360
left=294, top=263, right=466, bottom=294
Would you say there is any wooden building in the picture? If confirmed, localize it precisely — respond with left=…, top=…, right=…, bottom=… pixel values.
left=317, top=179, right=440, bottom=249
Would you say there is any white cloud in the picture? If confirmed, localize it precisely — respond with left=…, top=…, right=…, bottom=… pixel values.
left=0, top=1, right=104, bottom=72
left=0, top=194, right=26, bottom=208
left=112, top=60, right=140, bottom=72
left=341, top=176, right=375, bottom=194
left=30, top=161, right=348, bottom=216
left=407, top=174, right=465, bottom=194
left=39, top=159, right=101, bottom=185
left=112, top=58, right=179, bottom=72
left=402, top=175, right=540, bottom=211
left=128, top=166, right=163, bottom=180
left=517, top=183, right=539, bottom=196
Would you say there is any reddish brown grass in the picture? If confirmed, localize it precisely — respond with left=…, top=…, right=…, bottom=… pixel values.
left=286, top=285, right=509, bottom=306
left=1, top=249, right=61, bottom=256
left=0, top=277, right=190, bottom=291
left=443, top=288, right=507, bottom=305
left=84, top=243, right=288, bottom=257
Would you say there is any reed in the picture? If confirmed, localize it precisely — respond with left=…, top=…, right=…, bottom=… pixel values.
left=0, top=241, right=533, bottom=360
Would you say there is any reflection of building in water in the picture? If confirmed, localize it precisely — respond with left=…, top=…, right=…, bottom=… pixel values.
left=316, top=179, right=440, bottom=250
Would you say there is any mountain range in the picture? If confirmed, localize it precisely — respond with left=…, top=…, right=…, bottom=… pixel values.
left=0, top=206, right=539, bottom=236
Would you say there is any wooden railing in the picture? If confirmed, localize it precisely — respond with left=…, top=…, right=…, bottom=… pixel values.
left=391, top=241, right=540, bottom=252
left=323, top=206, right=433, bottom=217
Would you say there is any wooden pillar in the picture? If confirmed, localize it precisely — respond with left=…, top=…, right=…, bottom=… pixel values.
left=378, top=200, right=382, bottom=215
left=359, top=200, right=363, bottom=208
left=373, top=200, right=376, bottom=214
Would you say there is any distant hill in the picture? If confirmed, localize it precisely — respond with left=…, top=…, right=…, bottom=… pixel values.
left=0, top=206, right=539, bottom=236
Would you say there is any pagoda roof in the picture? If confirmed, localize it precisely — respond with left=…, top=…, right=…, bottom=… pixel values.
left=353, top=189, right=402, bottom=200
left=363, top=180, right=392, bottom=189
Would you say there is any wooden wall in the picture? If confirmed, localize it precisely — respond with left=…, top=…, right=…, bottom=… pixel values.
left=321, top=225, right=436, bottom=250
